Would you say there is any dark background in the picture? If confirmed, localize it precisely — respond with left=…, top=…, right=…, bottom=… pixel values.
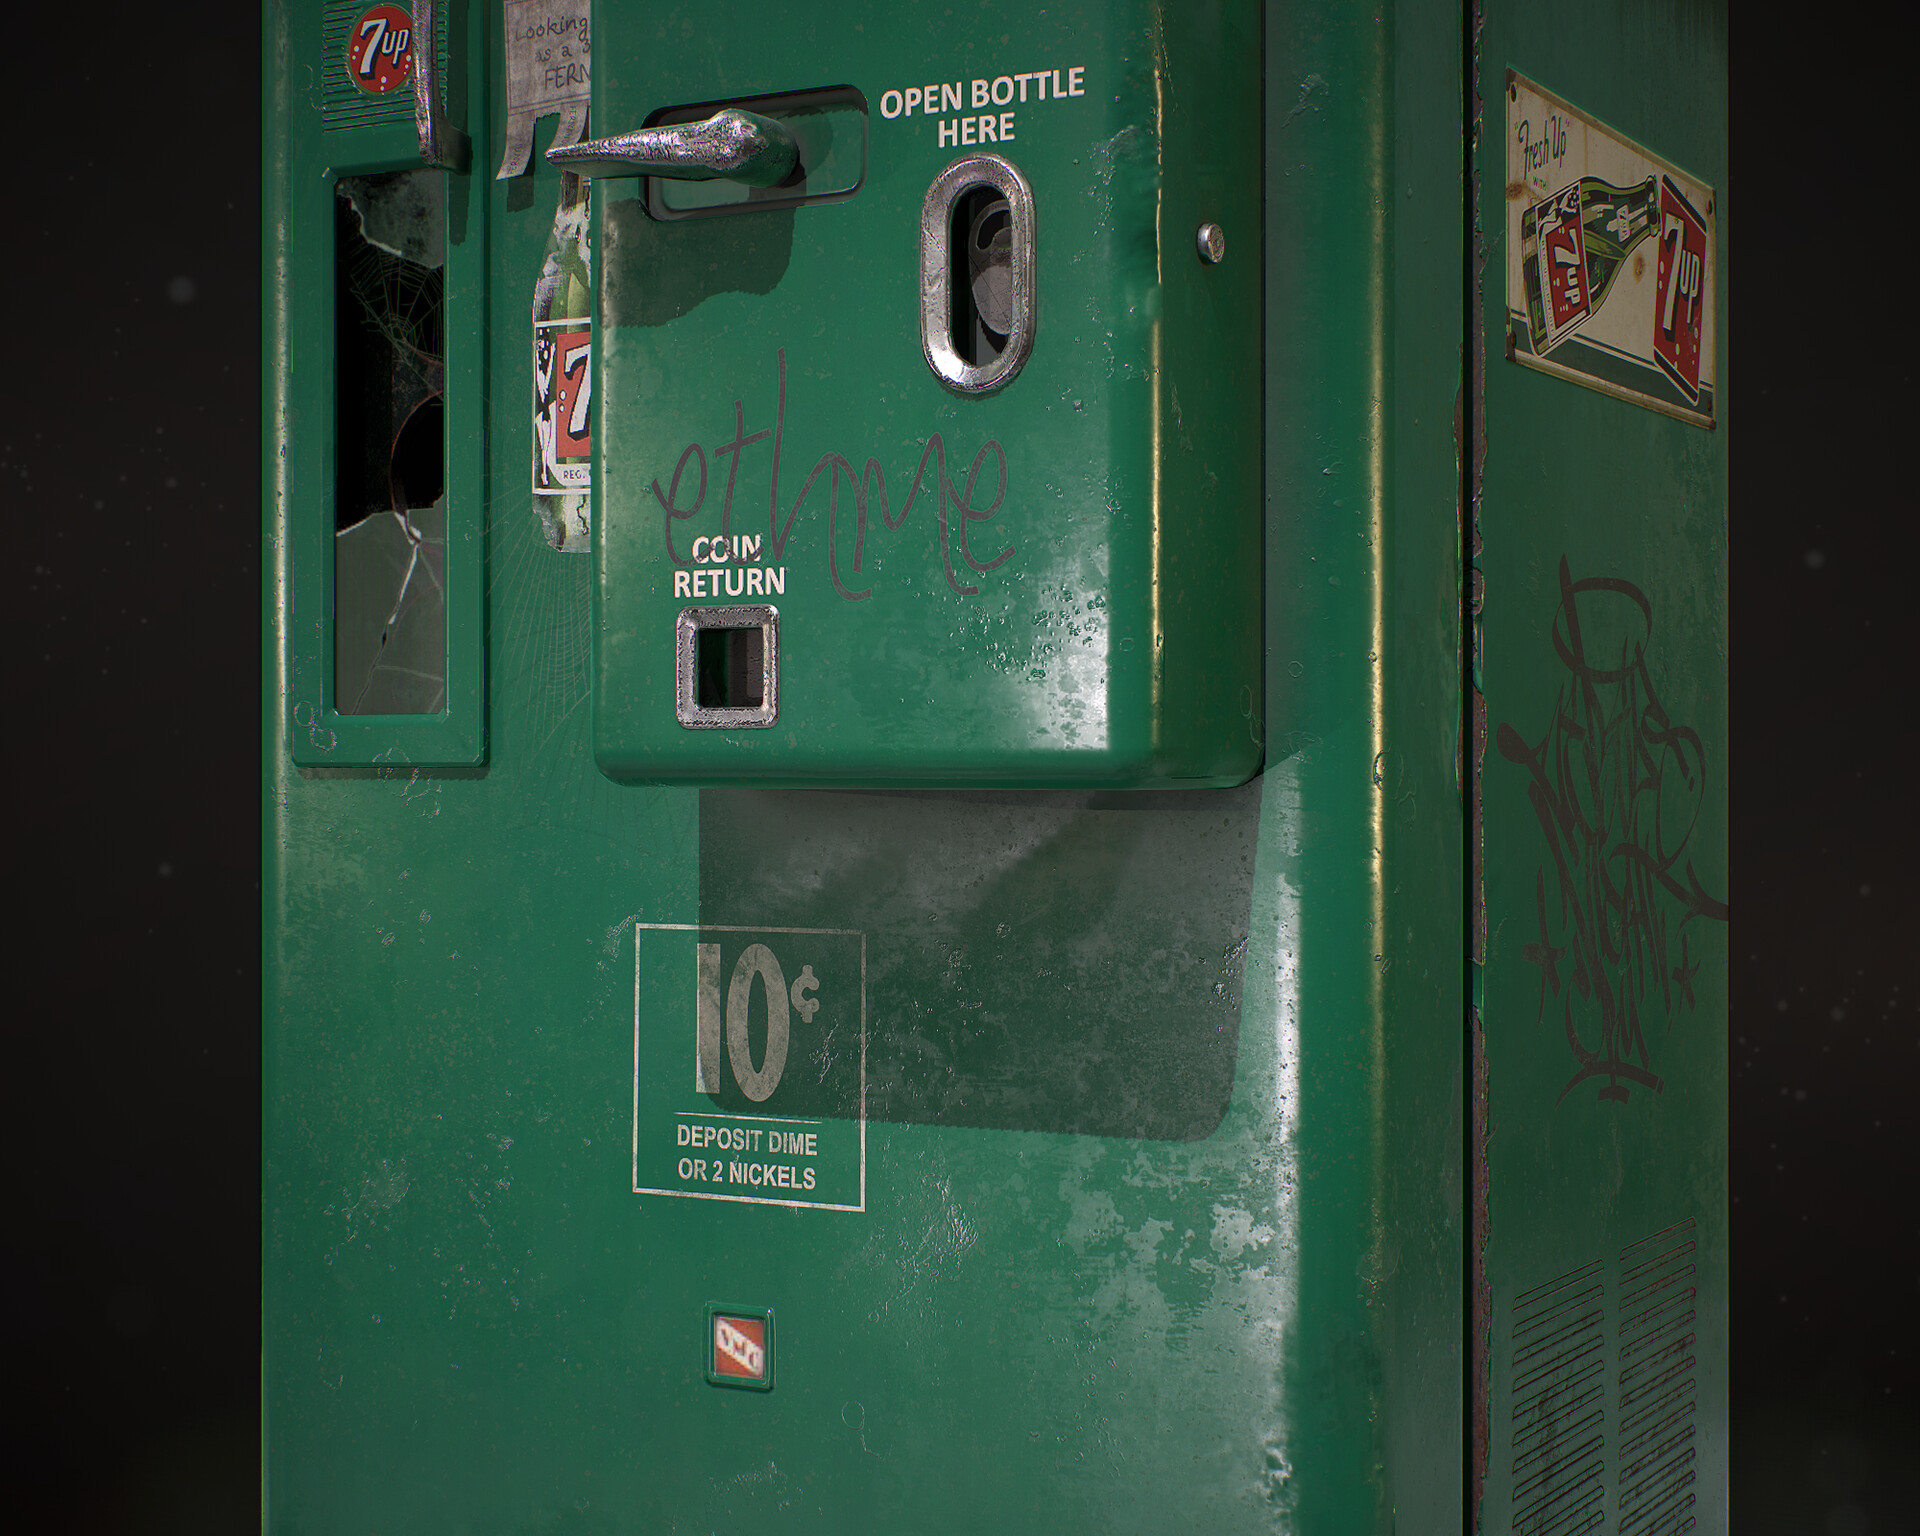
left=6, top=7, right=1909, bottom=1531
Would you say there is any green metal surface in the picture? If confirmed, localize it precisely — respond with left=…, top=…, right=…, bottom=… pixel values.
left=1471, top=3, right=1729, bottom=1531
left=263, top=0, right=1717, bottom=1529
left=591, top=4, right=1262, bottom=787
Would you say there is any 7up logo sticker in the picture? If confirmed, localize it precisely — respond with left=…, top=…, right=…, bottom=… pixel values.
left=1653, top=176, right=1709, bottom=405
left=345, top=5, right=415, bottom=95
left=533, top=322, right=592, bottom=494
left=632, top=925, right=865, bottom=1212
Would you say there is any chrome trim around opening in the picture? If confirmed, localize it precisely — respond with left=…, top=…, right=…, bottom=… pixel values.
left=675, top=605, right=780, bottom=729
left=920, top=154, right=1037, bottom=394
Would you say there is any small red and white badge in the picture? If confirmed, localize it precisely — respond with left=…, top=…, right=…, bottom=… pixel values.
left=714, top=1315, right=765, bottom=1378
left=707, top=1307, right=773, bottom=1389
left=1532, top=183, right=1591, bottom=351
left=346, top=5, right=416, bottom=96
left=1653, top=175, right=1709, bottom=404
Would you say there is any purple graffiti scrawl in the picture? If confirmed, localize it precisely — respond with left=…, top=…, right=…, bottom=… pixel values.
left=1496, top=557, right=1728, bottom=1104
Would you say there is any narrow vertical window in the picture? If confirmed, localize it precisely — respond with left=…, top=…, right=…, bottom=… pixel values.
left=333, top=170, right=447, bottom=715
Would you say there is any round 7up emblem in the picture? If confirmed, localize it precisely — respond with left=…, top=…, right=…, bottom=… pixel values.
left=346, top=5, right=415, bottom=95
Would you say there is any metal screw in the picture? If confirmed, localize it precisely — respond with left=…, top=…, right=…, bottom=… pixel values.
left=1196, top=223, right=1226, bottom=264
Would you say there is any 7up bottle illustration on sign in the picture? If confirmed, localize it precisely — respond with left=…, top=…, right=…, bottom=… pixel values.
left=1506, top=73, right=1716, bottom=426
left=1521, top=175, right=1659, bottom=354
left=633, top=925, right=865, bottom=1211
left=1522, top=182, right=1594, bottom=351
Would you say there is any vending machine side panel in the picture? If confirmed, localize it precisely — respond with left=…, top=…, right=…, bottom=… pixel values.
left=1473, top=3, right=1729, bottom=1531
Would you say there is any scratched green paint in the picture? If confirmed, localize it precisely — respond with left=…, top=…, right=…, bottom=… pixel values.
left=266, top=1, right=1489, bottom=1530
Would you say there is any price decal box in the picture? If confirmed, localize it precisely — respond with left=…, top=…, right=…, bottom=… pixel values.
left=633, top=925, right=865, bottom=1212
left=1506, top=72, right=1716, bottom=427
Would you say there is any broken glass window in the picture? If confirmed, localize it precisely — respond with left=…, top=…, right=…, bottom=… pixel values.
left=333, top=170, right=446, bottom=715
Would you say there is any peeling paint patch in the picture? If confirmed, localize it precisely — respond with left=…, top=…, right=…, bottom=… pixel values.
left=604, top=912, right=639, bottom=959
left=1061, top=1161, right=1124, bottom=1255
left=1208, top=1203, right=1276, bottom=1263
left=1281, top=73, right=1327, bottom=129
left=339, top=173, right=444, bottom=269
left=359, top=1156, right=411, bottom=1210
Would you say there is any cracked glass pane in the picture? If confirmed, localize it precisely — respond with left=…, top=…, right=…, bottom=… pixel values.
left=334, top=501, right=446, bottom=714
left=334, top=170, right=446, bottom=715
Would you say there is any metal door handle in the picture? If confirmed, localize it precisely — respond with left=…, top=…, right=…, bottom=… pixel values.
left=546, top=109, right=798, bottom=187
left=412, top=0, right=469, bottom=171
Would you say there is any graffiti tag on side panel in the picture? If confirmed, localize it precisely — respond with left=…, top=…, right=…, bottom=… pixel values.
left=1496, top=559, right=1728, bottom=1105
left=1506, top=72, right=1716, bottom=427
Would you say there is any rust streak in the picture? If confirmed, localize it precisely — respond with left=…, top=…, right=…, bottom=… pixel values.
left=1470, top=1005, right=1492, bottom=1519
left=1468, top=5, right=1493, bottom=1526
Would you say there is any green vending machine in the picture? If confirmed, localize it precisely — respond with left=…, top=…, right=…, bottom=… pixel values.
left=264, top=1, right=1726, bottom=1528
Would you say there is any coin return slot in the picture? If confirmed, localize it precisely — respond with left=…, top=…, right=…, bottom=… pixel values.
left=698, top=626, right=763, bottom=709
left=677, top=605, right=779, bottom=729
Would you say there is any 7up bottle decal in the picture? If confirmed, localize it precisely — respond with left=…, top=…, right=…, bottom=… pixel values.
left=1520, top=175, right=1658, bottom=353
left=532, top=174, right=592, bottom=550
left=1576, top=176, right=1657, bottom=316
left=1522, top=182, right=1591, bottom=352
left=633, top=925, right=865, bottom=1211
left=1522, top=176, right=1660, bottom=355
